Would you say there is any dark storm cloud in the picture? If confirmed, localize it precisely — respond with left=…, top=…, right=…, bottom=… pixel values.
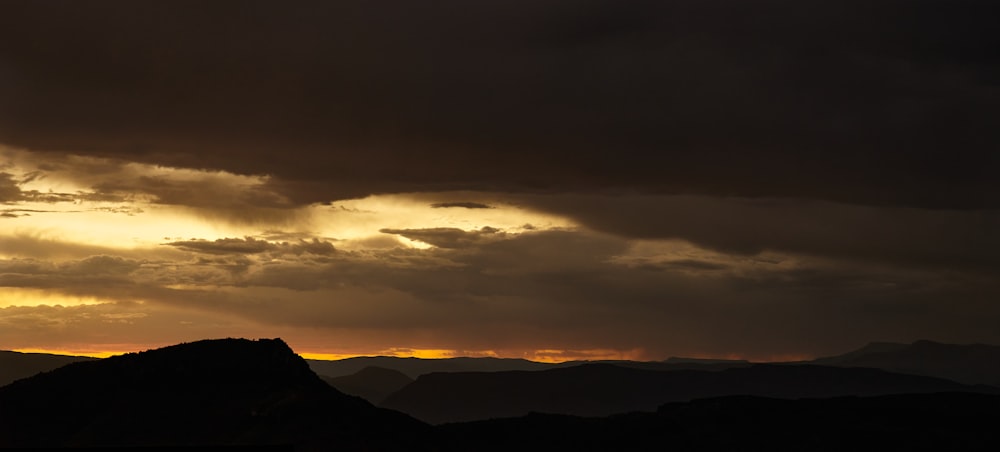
left=92, top=176, right=291, bottom=210
left=653, top=259, right=730, bottom=272
left=0, top=0, right=997, bottom=208
left=1, top=164, right=131, bottom=206
left=0, top=173, right=22, bottom=202
left=65, top=255, right=141, bottom=275
left=166, top=237, right=277, bottom=255
left=0, top=255, right=141, bottom=289
left=170, top=230, right=1000, bottom=356
left=518, top=194, right=1000, bottom=271
left=0, top=172, right=70, bottom=203
left=0, top=208, right=54, bottom=218
left=19, top=190, right=75, bottom=203
left=379, top=227, right=505, bottom=249
left=3, top=228, right=998, bottom=357
left=431, top=202, right=495, bottom=209
left=165, top=237, right=336, bottom=256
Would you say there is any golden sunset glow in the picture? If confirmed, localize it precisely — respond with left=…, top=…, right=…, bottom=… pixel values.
left=10, top=348, right=130, bottom=359
left=4, top=147, right=647, bottom=360
left=3, top=140, right=995, bottom=363
left=2, top=10, right=998, bottom=365
left=0, top=288, right=107, bottom=308
left=1, top=5, right=998, bottom=450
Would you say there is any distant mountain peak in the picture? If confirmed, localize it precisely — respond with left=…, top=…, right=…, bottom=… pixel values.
left=322, top=366, right=415, bottom=405
left=813, top=341, right=908, bottom=364
left=812, top=340, right=1000, bottom=386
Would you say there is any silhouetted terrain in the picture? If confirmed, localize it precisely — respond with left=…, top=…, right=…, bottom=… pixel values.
left=2, top=338, right=999, bottom=450
left=594, top=359, right=750, bottom=372
left=0, top=350, right=96, bottom=388
left=0, top=338, right=429, bottom=451
left=308, top=356, right=556, bottom=379
left=322, top=366, right=413, bottom=404
left=308, top=355, right=748, bottom=379
left=381, top=363, right=997, bottom=423
left=812, top=340, right=1000, bottom=386
left=438, top=392, right=1000, bottom=451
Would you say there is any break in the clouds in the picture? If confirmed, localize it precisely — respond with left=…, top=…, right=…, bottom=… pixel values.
left=0, top=0, right=998, bottom=359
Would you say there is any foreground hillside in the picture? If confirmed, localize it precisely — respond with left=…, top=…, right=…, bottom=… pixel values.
left=439, top=392, right=1000, bottom=451
left=0, top=338, right=429, bottom=450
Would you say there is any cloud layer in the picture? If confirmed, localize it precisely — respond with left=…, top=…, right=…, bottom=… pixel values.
left=1, top=0, right=997, bottom=207
left=2, top=226, right=998, bottom=359
left=1, top=0, right=998, bottom=358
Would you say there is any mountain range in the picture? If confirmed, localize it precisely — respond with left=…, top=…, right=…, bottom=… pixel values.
left=321, top=366, right=413, bottom=405
left=811, top=340, right=1000, bottom=386
left=0, top=350, right=95, bottom=388
left=380, top=362, right=994, bottom=423
left=307, top=355, right=750, bottom=379
left=1, top=339, right=999, bottom=450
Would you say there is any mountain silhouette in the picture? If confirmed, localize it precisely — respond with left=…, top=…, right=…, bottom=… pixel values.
left=664, top=356, right=750, bottom=364
left=594, top=359, right=750, bottom=372
left=438, top=392, right=1000, bottom=451
left=0, top=338, right=430, bottom=450
left=0, top=350, right=96, bottom=388
left=811, top=341, right=911, bottom=362
left=3, top=339, right=999, bottom=450
left=812, top=340, right=1000, bottom=386
left=308, top=355, right=749, bottom=379
left=308, top=356, right=555, bottom=379
left=322, top=366, right=413, bottom=404
left=381, top=363, right=996, bottom=424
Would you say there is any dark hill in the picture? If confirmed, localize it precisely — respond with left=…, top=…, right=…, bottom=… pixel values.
left=0, top=350, right=96, bottom=388
left=322, top=366, right=413, bottom=404
left=0, top=338, right=430, bottom=450
left=812, top=340, right=1000, bottom=386
left=381, top=363, right=996, bottom=424
left=439, top=392, right=1000, bottom=451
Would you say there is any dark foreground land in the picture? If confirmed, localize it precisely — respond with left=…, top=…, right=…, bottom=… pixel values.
left=1, top=338, right=999, bottom=451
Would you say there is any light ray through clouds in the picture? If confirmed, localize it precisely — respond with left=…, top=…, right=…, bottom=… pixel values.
left=6, top=148, right=696, bottom=360
left=1, top=146, right=998, bottom=361
left=2, top=144, right=1000, bottom=360
left=1, top=0, right=999, bottom=362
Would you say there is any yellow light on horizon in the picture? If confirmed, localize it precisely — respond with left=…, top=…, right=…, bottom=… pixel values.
left=0, top=288, right=108, bottom=308
left=10, top=348, right=128, bottom=359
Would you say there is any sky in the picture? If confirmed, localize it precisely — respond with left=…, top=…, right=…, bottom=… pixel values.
left=0, top=0, right=998, bottom=361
